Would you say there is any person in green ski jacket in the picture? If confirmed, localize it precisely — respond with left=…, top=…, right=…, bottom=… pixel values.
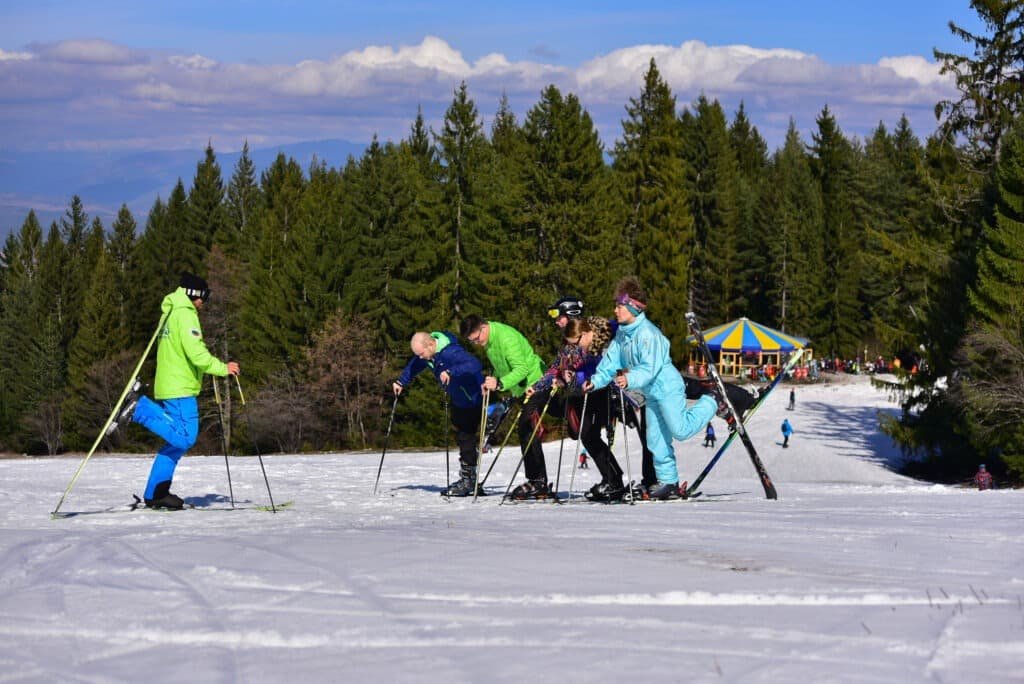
left=117, top=273, right=239, bottom=509
left=459, top=315, right=551, bottom=499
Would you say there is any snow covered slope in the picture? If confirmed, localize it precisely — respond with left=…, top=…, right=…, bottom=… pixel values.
left=1, top=375, right=1021, bottom=683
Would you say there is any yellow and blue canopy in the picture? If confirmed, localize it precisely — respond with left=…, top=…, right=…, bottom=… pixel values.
left=690, top=317, right=809, bottom=353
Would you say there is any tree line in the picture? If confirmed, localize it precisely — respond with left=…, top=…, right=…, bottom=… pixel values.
left=1, top=2, right=1022, bottom=484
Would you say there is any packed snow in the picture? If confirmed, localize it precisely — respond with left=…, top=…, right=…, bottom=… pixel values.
left=2, top=375, right=1022, bottom=683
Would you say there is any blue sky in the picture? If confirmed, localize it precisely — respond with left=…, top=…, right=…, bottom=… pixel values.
left=0, top=1, right=982, bottom=155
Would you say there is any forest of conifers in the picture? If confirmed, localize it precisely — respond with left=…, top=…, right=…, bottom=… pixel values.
left=2, top=4, right=1023, bottom=483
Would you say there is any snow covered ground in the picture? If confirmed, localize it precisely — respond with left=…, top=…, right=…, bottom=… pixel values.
left=2, top=375, right=1022, bottom=683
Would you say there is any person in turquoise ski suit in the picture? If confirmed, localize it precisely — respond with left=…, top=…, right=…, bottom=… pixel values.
left=584, top=276, right=716, bottom=500
left=126, top=273, right=239, bottom=509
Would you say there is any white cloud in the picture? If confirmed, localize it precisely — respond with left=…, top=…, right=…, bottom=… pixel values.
left=33, top=38, right=146, bottom=65
left=878, top=55, right=949, bottom=86
left=0, top=48, right=31, bottom=61
left=0, top=36, right=958, bottom=152
left=169, top=54, right=218, bottom=71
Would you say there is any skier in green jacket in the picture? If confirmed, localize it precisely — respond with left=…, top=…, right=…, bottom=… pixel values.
left=460, top=315, right=551, bottom=499
left=114, top=273, right=239, bottom=509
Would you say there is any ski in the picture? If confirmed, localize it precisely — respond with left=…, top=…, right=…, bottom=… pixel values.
left=111, top=495, right=292, bottom=513
left=684, top=348, right=805, bottom=497
left=685, top=311, right=778, bottom=500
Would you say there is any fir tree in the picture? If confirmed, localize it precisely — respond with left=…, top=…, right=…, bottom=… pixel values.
left=612, top=59, right=692, bottom=354
left=764, top=121, right=825, bottom=338
left=434, top=82, right=501, bottom=322
left=680, top=96, right=741, bottom=324
left=0, top=212, right=43, bottom=447
left=809, top=106, right=864, bottom=356
left=59, top=196, right=90, bottom=347
left=188, top=143, right=228, bottom=255
left=63, top=245, right=130, bottom=448
left=520, top=84, right=613, bottom=340
left=240, top=153, right=308, bottom=381
left=729, top=102, right=772, bottom=323
left=224, top=141, right=260, bottom=256
left=934, top=0, right=1024, bottom=171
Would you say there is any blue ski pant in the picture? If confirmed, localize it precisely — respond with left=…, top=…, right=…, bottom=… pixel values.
left=645, top=393, right=717, bottom=485
left=131, top=395, right=199, bottom=499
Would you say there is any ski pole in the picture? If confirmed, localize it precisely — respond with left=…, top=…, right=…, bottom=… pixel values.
left=499, top=386, right=558, bottom=505
left=472, top=389, right=490, bottom=500
left=475, top=405, right=521, bottom=500
left=685, top=349, right=804, bottom=496
left=234, top=375, right=278, bottom=513
left=552, top=412, right=567, bottom=504
left=212, top=376, right=235, bottom=508
left=443, top=393, right=451, bottom=501
left=567, top=391, right=589, bottom=502
left=618, top=376, right=635, bottom=506
left=52, top=310, right=169, bottom=518
left=373, top=394, right=400, bottom=495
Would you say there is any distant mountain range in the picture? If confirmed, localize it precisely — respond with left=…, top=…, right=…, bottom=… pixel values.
left=0, top=139, right=367, bottom=240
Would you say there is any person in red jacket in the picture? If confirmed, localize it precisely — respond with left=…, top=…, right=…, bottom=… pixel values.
left=973, top=464, right=993, bottom=490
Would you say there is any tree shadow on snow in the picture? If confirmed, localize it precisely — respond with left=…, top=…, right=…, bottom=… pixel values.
left=794, top=401, right=905, bottom=471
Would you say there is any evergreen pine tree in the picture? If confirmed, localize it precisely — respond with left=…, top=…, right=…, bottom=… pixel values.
left=520, top=84, right=613, bottom=340
left=62, top=244, right=131, bottom=448
left=959, top=118, right=1024, bottom=480
left=729, top=102, right=772, bottom=322
left=240, top=153, right=309, bottom=381
left=680, top=96, right=741, bottom=324
left=0, top=212, right=43, bottom=448
left=223, top=141, right=261, bottom=257
left=434, top=82, right=503, bottom=322
left=809, top=106, right=864, bottom=356
left=764, top=121, right=825, bottom=337
left=612, top=59, right=692, bottom=354
left=188, top=143, right=228, bottom=255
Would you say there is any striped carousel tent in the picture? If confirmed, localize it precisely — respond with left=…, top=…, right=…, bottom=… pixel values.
left=687, top=317, right=810, bottom=377
left=698, top=317, right=809, bottom=353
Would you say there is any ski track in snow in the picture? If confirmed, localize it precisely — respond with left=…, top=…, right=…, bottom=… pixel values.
left=1, top=375, right=1022, bottom=683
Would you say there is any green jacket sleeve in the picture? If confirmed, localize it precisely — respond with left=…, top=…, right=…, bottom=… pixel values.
left=488, top=322, right=543, bottom=397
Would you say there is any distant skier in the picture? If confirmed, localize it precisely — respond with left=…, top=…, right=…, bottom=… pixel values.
left=112, top=273, right=239, bottom=510
left=788, top=388, right=796, bottom=410
left=393, top=331, right=484, bottom=497
left=781, top=418, right=793, bottom=448
left=703, top=422, right=716, bottom=448
left=973, top=464, right=993, bottom=490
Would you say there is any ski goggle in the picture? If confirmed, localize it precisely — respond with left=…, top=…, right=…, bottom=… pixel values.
left=548, top=300, right=583, bottom=319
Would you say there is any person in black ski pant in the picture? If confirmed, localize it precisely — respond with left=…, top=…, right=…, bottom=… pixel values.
left=551, top=296, right=658, bottom=500
left=393, top=331, right=484, bottom=497
left=558, top=316, right=627, bottom=502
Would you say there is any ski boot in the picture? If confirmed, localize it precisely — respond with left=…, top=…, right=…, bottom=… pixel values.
left=584, top=481, right=626, bottom=503
left=506, top=479, right=555, bottom=501
left=442, top=465, right=480, bottom=497
left=144, top=481, right=185, bottom=510
left=648, top=481, right=681, bottom=501
left=105, top=378, right=146, bottom=436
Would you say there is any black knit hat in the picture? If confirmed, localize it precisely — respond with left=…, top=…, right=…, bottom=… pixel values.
left=180, top=272, right=211, bottom=302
